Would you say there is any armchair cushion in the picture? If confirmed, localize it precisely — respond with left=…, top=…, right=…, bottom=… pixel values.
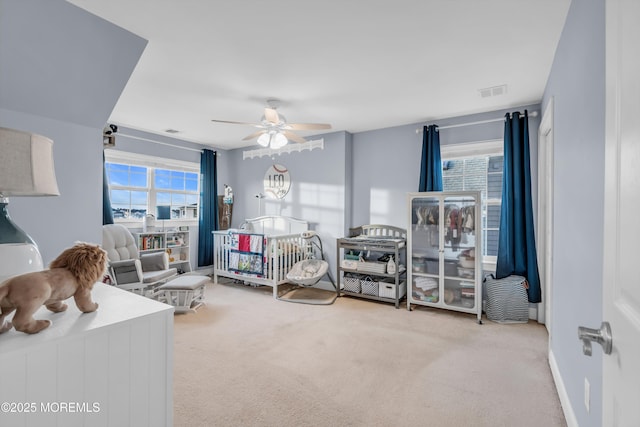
left=140, top=251, right=170, bottom=272
left=140, top=252, right=177, bottom=283
left=102, top=224, right=139, bottom=262
left=143, top=268, right=178, bottom=284
left=109, top=259, right=144, bottom=286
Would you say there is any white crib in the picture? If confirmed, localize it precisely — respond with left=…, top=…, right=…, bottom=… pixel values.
left=212, top=216, right=309, bottom=298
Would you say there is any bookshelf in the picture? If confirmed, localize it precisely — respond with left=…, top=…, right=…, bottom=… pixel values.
left=135, top=229, right=191, bottom=274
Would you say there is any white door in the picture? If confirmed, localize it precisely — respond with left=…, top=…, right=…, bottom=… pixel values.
left=602, top=0, right=640, bottom=425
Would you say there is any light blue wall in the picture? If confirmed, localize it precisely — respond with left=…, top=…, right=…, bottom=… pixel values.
left=541, top=1, right=605, bottom=425
left=0, top=0, right=147, bottom=263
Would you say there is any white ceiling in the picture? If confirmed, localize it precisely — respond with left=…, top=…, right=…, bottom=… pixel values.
left=67, top=0, right=571, bottom=150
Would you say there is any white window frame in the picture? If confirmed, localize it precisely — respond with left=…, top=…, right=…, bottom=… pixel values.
left=440, top=139, right=503, bottom=270
left=104, top=150, right=200, bottom=226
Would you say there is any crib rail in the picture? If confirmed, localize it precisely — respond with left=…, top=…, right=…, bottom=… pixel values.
left=213, top=231, right=304, bottom=297
left=268, top=234, right=304, bottom=282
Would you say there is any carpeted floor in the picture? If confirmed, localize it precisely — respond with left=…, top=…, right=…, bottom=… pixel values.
left=173, top=279, right=566, bottom=427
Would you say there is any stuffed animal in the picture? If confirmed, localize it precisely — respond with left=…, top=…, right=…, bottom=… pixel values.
left=0, top=242, right=106, bottom=335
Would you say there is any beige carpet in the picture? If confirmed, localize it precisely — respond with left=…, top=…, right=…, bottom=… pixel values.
left=173, top=279, right=566, bottom=427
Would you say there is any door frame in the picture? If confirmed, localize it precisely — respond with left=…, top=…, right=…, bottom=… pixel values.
left=537, top=97, right=555, bottom=333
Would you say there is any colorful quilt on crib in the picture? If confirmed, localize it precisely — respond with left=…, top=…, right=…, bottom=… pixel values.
left=228, top=232, right=266, bottom=276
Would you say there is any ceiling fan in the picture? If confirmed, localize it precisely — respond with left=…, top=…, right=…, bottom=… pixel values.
left=211, top=99, right=331, bottom=149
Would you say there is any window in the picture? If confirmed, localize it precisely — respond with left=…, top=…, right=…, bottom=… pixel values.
left=441, top=140, right=503, bottom=262
left=105, top=152, right=199, bottom=221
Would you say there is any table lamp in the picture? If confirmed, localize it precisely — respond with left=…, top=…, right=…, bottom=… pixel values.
left=157, top=205, right=171, bottom=231
left=0, top=127, right=60, bottom=283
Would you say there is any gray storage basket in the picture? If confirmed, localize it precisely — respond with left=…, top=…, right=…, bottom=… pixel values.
left=483, top=275, right=529, bottom=323
left=343, top=274, right=361, bottom=293
left=360, top=276, right=379, bottom=296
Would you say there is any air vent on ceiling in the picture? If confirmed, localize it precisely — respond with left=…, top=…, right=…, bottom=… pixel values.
left=479, top=84, right=507, bottom=99
left=164, top=129, right=180, bottom=134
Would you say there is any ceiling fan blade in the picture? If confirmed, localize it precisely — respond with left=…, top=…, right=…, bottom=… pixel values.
left=286, top=123, right=332, bottom=130
left=242, top=130, right=267, bottom=141
left=282, top=131, right=307, bottom=144
left=264, top=107, right=280, bottom=124
left=211, top=119, right=263, bottom=128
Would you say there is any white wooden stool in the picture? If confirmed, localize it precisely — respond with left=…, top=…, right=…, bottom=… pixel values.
left=153, top=275, right=209, bottom=313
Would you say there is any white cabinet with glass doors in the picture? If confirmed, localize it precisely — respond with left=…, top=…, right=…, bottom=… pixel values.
left=407, top=191, right=482, bottom=323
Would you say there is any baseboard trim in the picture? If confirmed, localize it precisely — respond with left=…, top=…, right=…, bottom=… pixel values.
left=549, top=349, right=578, bottom=427
left=194, top=266, right=214, bottom=276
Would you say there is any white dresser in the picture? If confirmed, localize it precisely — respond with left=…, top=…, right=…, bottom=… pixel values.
left=0, top=283, right=174, bottom=427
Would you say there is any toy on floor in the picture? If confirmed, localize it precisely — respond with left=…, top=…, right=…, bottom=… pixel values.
left=0, top=242, right=107, bottom=334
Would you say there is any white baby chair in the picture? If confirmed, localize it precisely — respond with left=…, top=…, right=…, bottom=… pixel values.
left=279, top=231, right=338, bottom=305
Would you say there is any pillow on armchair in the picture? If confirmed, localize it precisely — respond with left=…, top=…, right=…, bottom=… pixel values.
left=140, top=251, right=176, bottom=282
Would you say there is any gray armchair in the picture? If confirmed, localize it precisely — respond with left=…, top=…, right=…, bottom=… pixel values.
left=102, top=224, right=177, bottom=295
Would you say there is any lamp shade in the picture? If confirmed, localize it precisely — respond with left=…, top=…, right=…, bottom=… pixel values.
left=257, top=133, right=270, bottom=147
left=0, top=127, right=60, bottom=197
left=0, top=127, right=59, bottom=282
left=271, top=132, right=288, bottom=149
left=157, top=205, right=171, bottom=220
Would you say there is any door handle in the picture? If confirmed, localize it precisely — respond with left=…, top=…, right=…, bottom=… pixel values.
left=578, top=321, right=612, bottom=356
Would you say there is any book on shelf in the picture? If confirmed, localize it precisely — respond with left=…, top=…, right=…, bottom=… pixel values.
left=139, top=235, right=164, bottom=250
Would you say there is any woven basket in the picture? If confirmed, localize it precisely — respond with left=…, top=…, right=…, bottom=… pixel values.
left=343, top=275, right=361, bottom=293
left=361, top=276, right=379, bottom=296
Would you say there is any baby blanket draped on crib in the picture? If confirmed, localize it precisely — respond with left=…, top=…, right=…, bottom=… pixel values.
left=228, top=232, right=266, bottom=276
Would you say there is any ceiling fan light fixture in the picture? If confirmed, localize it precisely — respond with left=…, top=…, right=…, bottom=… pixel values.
left=271, top=132, right=288, bottom=149
left=257, top=133, right=270, bottom=147
left=211, top=101, right=331, bottom=148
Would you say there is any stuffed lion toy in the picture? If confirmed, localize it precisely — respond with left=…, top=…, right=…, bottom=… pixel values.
left=0, top=242, right=106, bottom=334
